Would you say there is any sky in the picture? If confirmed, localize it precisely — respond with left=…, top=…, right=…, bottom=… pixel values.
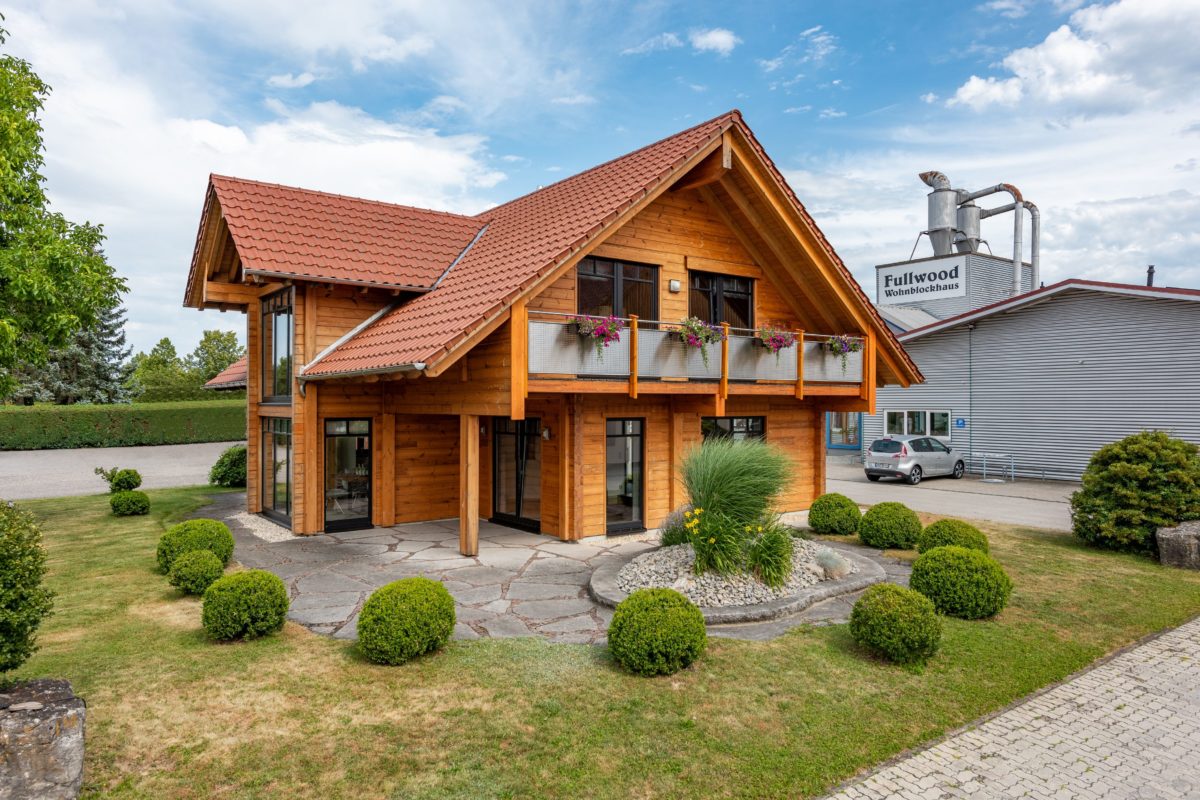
left=7, top=0, right=1200, bottom=355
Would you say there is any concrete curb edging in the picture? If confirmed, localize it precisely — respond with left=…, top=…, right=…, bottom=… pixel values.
left=588, top=546, right=886, bottom=625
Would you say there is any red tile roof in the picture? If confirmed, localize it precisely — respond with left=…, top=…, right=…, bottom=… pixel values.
left=204, top=355, right=248, bottom=389
left=210, top=176, right=484, bottom=290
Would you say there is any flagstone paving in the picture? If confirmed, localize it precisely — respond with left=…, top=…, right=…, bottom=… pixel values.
left=821, top=615, right=1200, bottom=800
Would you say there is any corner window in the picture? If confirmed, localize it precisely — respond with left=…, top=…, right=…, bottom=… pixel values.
left=261, top=288, right=294, bottom=403
left=262, top=417, right=292, bottom=524
left=885, top=410, right=951, bottom=440
left=701, top=416, right=765, bottom=441
left=577, top=258, right=657, bottom=320
left=688, top=271, right=753, bottom=329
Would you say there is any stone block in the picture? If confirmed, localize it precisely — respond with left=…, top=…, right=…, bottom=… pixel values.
left=1158, top=520, right=1200, bottom=570
left=0, top=679, right=85, bottom=800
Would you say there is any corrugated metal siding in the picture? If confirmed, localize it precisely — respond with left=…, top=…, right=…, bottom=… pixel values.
left=891, top=254, right=1033, bottom=320
left=864, top=289, right=1200, bottom=480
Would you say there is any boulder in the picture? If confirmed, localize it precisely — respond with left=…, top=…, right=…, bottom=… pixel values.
left=1158, top=520, right=1200, bottom=570
left=0, top=679, right=85, bottom=800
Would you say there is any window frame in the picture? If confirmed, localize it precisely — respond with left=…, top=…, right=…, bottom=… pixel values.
left=687, top=270, right=755, bottom=329
left=604, top=418, right=645, bottom=534
left=575, top=257, right=659, bottom=321
left=883, top=409, right=952, bottom=442
left=260, top=287, right=294, bottom=405
left=700, top=416, right=767, bottom=441
left=261, top=417, right=293, bottom=525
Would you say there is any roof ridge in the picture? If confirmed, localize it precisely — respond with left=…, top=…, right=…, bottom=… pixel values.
left=474, top=109, right=741, bottom=220
left=210, top=174, right=482, bottom=224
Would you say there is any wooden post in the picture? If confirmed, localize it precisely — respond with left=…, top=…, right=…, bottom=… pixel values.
left=510, top=301, right=527, bottom=421
left=859, top=332, right=870, bottom=401
left=628, top=315, right=639, bottom=399
left=794, top=330, right=805, bottom=399
left=300, top=381, right=320, bottom=533
left=459, top=415, right=480, bottom=556
left=719, top=322, right=730, bottom=399
left=375, top=412, right=396, bottom=527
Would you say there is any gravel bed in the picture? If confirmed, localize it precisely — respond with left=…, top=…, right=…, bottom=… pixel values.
left=615, top=539, right=856, bottom=608
left=229, top=511, right=294, bottom=543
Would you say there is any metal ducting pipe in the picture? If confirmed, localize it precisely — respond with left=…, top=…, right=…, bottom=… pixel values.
left=1023, top=201, right=1039, bottom=291
left=919, top=171, right=958, bottom=257
left=963, top=183, right=1024, bottom=296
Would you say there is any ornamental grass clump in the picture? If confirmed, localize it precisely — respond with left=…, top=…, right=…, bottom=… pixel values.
left=858, top=502, right=921, bottom=549
left=918, top=519, right=989, bottom=554
left=1070, top=431, right=1200, bottom=554
left=608, top=588, right=707, bottom=676
left=201, top=570, right=288, bottom=641
left=168, top=549, right=225, bottom=596
left=680, top=437, right=791, bottom=526
left=910, top=545, right=1013, bottom=619
left=744, top=520, right=794, bottom=588
left=0, top=502, right=54, bottom=679
left=850, top=583, right=941, bottom=668
left=357, top=577, right=456, bottom=665
left=156, top=519, right=235, bottom=573
left=808, top=492, right=861, bottom=535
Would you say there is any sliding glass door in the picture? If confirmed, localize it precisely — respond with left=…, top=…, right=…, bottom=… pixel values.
left=492, top=418, right=542, bottom=532
left=605, top=419, right=644, bottom=533
left=324, top=419, right=371, bottom=532
left=261, top=418, right=292, bottom=524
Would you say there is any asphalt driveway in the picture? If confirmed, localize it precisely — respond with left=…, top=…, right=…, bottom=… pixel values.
left=0, top=441, right=240, bottom=499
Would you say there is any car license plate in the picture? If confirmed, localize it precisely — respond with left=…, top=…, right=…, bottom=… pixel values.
left=871, top=462, right=888, bottom=469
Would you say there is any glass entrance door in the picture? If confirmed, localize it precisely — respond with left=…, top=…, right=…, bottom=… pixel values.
left=491, top=418, right=541, bottom=532
left=605, top=419, right=644, bottom=533
left=324, top=419, right=371, bottom=532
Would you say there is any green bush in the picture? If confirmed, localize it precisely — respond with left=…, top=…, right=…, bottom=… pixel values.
left=0, top=502, right=54, bottom=676
left=110, top=490, right=150, bottom=517
left=680, top=438, right=791, bottom=524
left=168, top=550, right=225, bottom=596
left=209, top=444, right=247, bottom=488
left=849, top=583, right=941, bottom=667
left=658, top=507, right=691, bottom=547
left=918, top=519, right=989, bottom=554
left=745, top=520, right=793, bottom=588
left=94, top=466, right=143, bottom=493
left=608, top=589, right=707, bottom=676
left=156, top=519, right=235, bottom=573
left=858, top=502, right=921, bottom=549
left=201, top=570, right=288, bottom=641
left=1070, top=431, right=1200, bottom=554
left=0, top=399, right=245, bottom=450
left=356, top=577, right=456, bottom=665
left=910, top=546, right=1013, bottom=619
left=689, top=509, right=742, bottom=575
left=808, top=492, right=861, bottom=535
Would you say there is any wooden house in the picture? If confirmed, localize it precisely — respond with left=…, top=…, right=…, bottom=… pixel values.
left=183, top=111, right=922, bottom=554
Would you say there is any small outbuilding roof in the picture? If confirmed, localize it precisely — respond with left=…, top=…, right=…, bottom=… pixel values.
left=203, top=355, right=248, bottom=390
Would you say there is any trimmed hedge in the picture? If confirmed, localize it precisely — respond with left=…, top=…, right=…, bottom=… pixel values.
left=0, top=399, right=245, bottom=450
left=156, top=519, right=235, bottom=573
left=808, top=493, right=861, bottom=535
left=201, top=570, right=289, bottom=641
left=110, top=491, right=150, bottom=517
left=858, top=502, right=922, bottom=549
left=608, top=588, right=707, bottom=676
left=917, top=519, right=989, bottom=554
left=0, top=502, right=55, bottom=674
left=849, top=584, right=942, bottom=667
left=209, top=444, right=247, bottom=488
left=168, top=550, right=225, bottom=596
left=910, top=545, right=1013, bottom=619
left=357, top=577, right=456, bottom=665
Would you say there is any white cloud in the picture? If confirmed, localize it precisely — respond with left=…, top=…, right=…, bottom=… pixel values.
left=784, top=106, right=812, bottom=114
left=982, top=0, right=1032, bottom=19
left=550, top=93, right=595, bottom=105
left=266, top=71, right=316, bottom=89
left=951, top=0, right=1200, bottom=114
left=920, top=92, right=939, bottom=104
left=818, top=108, right=846, bottom=119
left=689, top=28, right=741, bottom=56
left=622, top=32, right=683, bottom=55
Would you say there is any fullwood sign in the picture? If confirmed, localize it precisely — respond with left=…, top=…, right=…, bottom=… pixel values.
left=876, top=255, right=967, bottom=304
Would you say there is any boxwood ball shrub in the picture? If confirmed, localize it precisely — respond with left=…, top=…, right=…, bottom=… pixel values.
left=608, top=588, right=707, bottom=677
left=910, top=545, right=1013, bottom=619
left=110, top=490, right=151, bottom=517
left=356, top=577, right=456, bottom=665
left=0, top=502, right=55, bottom=675
left=808, top=492, right=861, bottom=535
left=201, top=570, right=289, bottom=641
left=156, top=518, right=235, bottom=573
left=168, top=549, right=225, bottom=596
left=918, top=519, right=989, bottom=554
left=209, top=444, right=247, bottom=488
left=849, top=583, right=941, bottom=667
left=858, top=502, right=922, bottom=549
left=1070, top=431, right=1200, bottom=554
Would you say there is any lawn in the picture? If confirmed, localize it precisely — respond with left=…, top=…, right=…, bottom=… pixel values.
left=15, top=487, right=1200, bottom=800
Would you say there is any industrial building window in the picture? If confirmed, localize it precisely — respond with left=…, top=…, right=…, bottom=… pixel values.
left=260, top=288, right=294, bottom=404
left=688, top=271, right=753, bottom=329
left=577, top=257, right=658, bottom=321
left=701, top=416, right=766, bottom=441
left=885, top=410, right=951, bottom=440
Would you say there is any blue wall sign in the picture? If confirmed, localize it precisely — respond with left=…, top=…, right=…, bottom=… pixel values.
left=954, top=417, right=967, bottom=429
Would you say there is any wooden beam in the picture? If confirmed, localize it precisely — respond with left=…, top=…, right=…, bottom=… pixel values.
left=202, top=282, right=262, bottom=306
left=557, top=398, right=572, bottom=538
left=794, top=330, right=805, bottom=399
left=628, top=315, right=639, bottom=399
left=719, top=322, right=730, bottom=402
left=670, top=148, right=731, bottom=192
left=299, top=382, right=320, bottom=533
left=570, top=396, right=584, bottom=540
left=459, top=415, right=480, bottom=556
left=376, top=412, right=396, bottom=527
left=510, top=302, right=527, bottom=420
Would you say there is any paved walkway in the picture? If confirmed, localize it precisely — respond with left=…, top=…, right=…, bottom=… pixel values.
left=0, top=441, right=241, bottom=499
left=823, top=616, right=1200, bottom=800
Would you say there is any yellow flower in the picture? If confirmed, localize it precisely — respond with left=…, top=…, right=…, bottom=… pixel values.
left=684, top=510, right=693, bottom=518
left=695, top=507, right=703, bottom=514
left=744, top=525, right=752, bottom=532
left=757, top=525, right=764, bottom=532
left=708, top=537, right=716, bottom=544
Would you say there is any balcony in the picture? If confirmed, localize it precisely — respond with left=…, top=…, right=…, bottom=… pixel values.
left=526, top=312, right=866, bottom=399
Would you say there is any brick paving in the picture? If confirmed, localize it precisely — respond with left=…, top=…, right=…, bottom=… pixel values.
left=823, top=615, right=1200, bottom=800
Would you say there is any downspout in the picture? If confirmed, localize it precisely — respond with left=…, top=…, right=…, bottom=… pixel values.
left=962, top=183, right=1024, bottom=296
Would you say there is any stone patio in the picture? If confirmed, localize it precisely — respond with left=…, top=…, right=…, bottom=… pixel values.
left=204, top=493, right=911, bottom=643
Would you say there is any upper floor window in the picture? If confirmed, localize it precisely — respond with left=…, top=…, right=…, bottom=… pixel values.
left=261, top=288, right=293, bottom=403
left=577, top=258, right=657, bottom=320
left=689, top=271, right=753, bottom=329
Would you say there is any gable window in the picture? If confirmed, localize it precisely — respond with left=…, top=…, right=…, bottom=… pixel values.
left=689, top=271, right=753, bottom=329
left=701, top=416, right=766, bottom=441
left=577, top=258, right=657, bottom=320
left=261, top=288, right=294, bottom=403
left=885, top=409, right=951, bottom=440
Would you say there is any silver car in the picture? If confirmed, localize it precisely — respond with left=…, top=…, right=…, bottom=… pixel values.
left=864, top=435, right=965, bottom=485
